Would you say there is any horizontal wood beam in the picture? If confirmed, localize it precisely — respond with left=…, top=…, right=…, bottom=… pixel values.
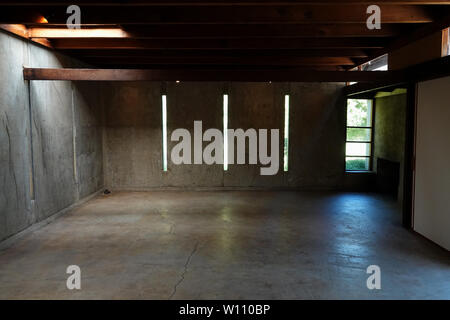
left=83, top=56, right=356, bottom=66
left=29, top=27, right=127, bottom=38
left=28, top=24, right=402, bottom=39
left=345, top=82, right=406, bottom=96
left=63, top=48, right=372, bottom=58
left=406, top=53, right=450, bottom=81
left=88, top=65, right=346, bottom=70
left=0, top=5, right=435, bottom=24
left=50, top=38, right=387, bottom=49
left=23, top=67, right=407, bottom=82
left=2, top=1, right=450, bottom=6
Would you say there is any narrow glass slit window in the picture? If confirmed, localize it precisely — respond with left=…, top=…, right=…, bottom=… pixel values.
left=223, top=94, right=228, bottom=171
left=283, top=95, right=290, bottom=172
left=346, top=99, right=373, bottom=171
left=162, top=95, right=168, bottom=172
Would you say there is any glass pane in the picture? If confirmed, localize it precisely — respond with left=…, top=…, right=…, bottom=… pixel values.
left=347, top=128, right=371, bottom=142
left=346, top=142, right=371, bottom=156
left=223, top=94, right=228, bottom=171
left=346, top=157, right=370, bottom=171
left=283, top=95, right=289, bottom=172
left=162, top=95, right=167, bottom=172
left=347, top=99, right=372, bottom=127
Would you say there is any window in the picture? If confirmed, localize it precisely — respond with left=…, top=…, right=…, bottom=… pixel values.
left=347, top=55, right=388, bottom=86
left=346, top=99, right=373, bottom=171
left=283, top=95, right=289, bottom=172
left=162, top=95, right=168, bottom=172
left=223, top=94, right=228, bottom=171
left=361, top=54, right=388, bottom=71
left=442, top=27, right=449, bottom=57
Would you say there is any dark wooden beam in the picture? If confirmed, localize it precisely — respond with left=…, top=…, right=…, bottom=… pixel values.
left=28, top=24, right=403, bottom=39
left=1, top=1, right=450, bottom=6
left=83, top=56, right=356, bottom=66
left=0, top=5, right=435, bottom=24
left=345, top=81, right=407, bottom=96
left=405, top=53, right=450, bottom=81
left=23, top=67, right=406, bottom=82
left=50, top=38, right=387, bottom=50
left=91, top=65, right=347, bottom=70
left=66, top=48, right=371, bottom=58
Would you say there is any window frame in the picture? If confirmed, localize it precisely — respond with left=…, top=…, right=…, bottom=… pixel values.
left=345, top=99, right=375, bottom=172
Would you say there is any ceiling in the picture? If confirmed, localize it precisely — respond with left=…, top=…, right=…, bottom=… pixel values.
left=1, top=1, right=450, bottom=71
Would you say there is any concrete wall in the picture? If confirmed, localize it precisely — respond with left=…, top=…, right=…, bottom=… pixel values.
left=102, top=82, right=164, bottom=188
left=288, top=83, right=346, bottom=188
left=103, top=81, right=347, bottom=189
left=374, top=93, right=407, bottom=206
left=0, top=30, right=103, bottom=242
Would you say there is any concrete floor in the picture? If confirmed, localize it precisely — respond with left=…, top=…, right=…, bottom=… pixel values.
left=0, top=191, right=449, bottom=300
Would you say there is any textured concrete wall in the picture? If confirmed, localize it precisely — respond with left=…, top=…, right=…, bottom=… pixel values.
left=0, top=30, right=103, bottom=241
left=103, top=81, right=346, bottom=189
left=103, top=82, right=163, bottom=188
left=166, top=82, right=224, bottom=187
left=225, top=82, right=285, bottom=187
left=0, top=31, right=33, bottom=239
left=73, top=82, right=104, bottom=199
left=288, top=83, right=346, bottom=188
left=374, top=93, right=407, bottom=206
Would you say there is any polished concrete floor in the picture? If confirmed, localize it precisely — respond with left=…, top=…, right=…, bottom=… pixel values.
left=0, top=191, right=449, bottom=299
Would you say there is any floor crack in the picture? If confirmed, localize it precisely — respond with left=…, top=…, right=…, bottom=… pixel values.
left=169, top=241, right=199, bottom=300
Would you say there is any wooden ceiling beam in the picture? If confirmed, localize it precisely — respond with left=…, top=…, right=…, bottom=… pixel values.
left=2, top=1, right=450, bottom=6
left=0, top=5, right=436, bottom=24
left=23, top=67, right=407, bottom=82
left=90, top=65, right=346, bottom=71
left=50, top=38, right=387, bottom=50
left=67, top=48, right=371, bottom=58
left=23, top=55, right=450, bottom=82
left=82, top=56, right=356, bottom=66
left=27, top=24, right=403, bottom=39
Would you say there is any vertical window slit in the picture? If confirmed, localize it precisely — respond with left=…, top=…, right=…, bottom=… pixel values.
left=223, top=94, right=228, bottom=171
left=162, top=95, right=168, bottom=172
left=284, top=95, right=290, bottom=172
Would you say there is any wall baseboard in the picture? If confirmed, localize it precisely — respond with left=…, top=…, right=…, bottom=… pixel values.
left=107, top=186, right=339, bottom=192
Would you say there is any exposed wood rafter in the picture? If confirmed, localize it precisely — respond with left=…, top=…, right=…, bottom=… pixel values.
left=23, top=67, right=407, bottom=82
left=0, top=2, right=449, bottom=71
